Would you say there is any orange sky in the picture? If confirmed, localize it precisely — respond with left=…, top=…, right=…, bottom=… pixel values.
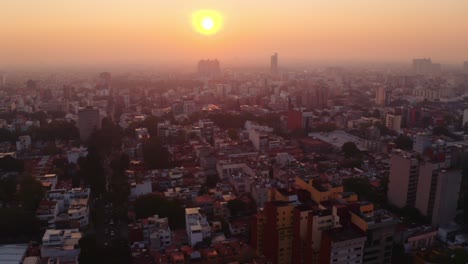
left=1, top=1, right=468, bottom=67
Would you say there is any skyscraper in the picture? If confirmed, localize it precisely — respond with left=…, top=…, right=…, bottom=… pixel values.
left=197, top=59, right=221, bottom=77
left=78, top=107, right=101, bottom=142
left=1, top=73, right=5, bottom=89
left=388, top=150, right=425, bottom=208
left=416, top=169, right=462, bottom=226
left=375, top=87, right=386, bottom=106
left=270, top=53, right=278, bottom=76
left=412, top=58, right=441, bottom=75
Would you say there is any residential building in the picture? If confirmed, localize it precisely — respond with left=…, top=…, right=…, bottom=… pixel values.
left=319, top=227, right=366, bottom=264
left=388, top=150, right=427, bottom=208
left=185, top=207, right=211, bottom=246
left=416, top=169, right=462, bottom=226
left=41, top=229, right=82, bottom=262
left=78, top=107, right=101, bottom=141
left=385, top=113, right=401, bottom=131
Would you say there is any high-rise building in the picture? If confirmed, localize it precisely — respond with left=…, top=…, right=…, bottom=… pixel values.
left=385, top=113, right=402, bottom=131
left=412, top=58, right=441, bottom=75
left=271, top=53, right=278, bottom=76
left=416, top=169, right=462, bottom=226
left=197, top=59, right=221, bottom=77
left=263, top=200, right=295, bottom=264
left=375, top=87, right=386, bottom=106
left=462, top=109, right=468, bottom=127
left=319, top=228, right=366, bottom=264
left=350, top=206, right=398, bottom=264
left=1, top=73, right=6, bottom=88
left=303, top=86, right=329, bottom=110
left=388, top=151, right=426, bottom=208
left=286, top=109, right=302, bottom=131
left=78, top=107, right=101, bottom=141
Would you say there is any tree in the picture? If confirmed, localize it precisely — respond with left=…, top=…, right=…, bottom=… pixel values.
left=0, top=176, right=17, bottom=207
left=78, top=234, right=98, bottom=264
left=372, top=109, right=381, bottom=118
left=142, top=139, right=172, bottom=169
left=0, top=208, right=41, bottom=243
left=0, top=155, right=24, bottom=172
left=433, top=125, right=450, bottom=137
left=227, top=128, right=239, bottom=140
left=19, top=174, right=44, bottom=211
left=134, top=194, right=185, bottom=229
left=342, top=142, right=360, bottom=158
left=394, top=135, right=413, bottom=150
left=205, top=175, right=220, bottom=188
left=227, top=199, right=246, bottom=217
left=342, top=177, right=386, bottom=205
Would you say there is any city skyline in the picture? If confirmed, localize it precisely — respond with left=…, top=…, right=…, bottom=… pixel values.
left=1, top=1, right=468, bottom=67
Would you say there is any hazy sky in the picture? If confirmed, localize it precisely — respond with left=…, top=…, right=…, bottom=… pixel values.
left=1, top=1, right=468, bottom=67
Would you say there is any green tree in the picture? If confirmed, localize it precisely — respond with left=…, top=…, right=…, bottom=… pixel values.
left=227, top=199, right=246, bottom=217
left=134, top=194, right=185, bottom=229
left=19, top=174, right=44, bottom=211
left=0, top=208, right=41, bottom=243
left=142, top=139, right=172, bottom=169
left=372, top=109, right=381, bottom=118
left=394, top=135, right=413, bottom=150
left=228, top=128, right=239, bottom=140
left=342, top=142, right=360, bottom=158
left=0, top=176, right=17, bottom=207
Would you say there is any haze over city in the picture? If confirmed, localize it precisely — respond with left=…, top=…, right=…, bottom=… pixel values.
left=3, top=2, right=468, bottom=264
left=1, top=0, right=468, bottom=68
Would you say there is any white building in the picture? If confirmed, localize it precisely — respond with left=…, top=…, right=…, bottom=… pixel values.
left=385, top=113, right=402, bottom=131
left=41, top=229, right=82, bottom=262
left=146, top=215, right=172, bottom=249
left=185, top=207, right=211, bottom=246
left=67, top=198, right=89, bottom=228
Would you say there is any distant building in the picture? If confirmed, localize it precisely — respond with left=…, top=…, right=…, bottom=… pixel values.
left=198, top=59, right=220, bottom=77
left=463, top=109, right=468, bottom=127
left=287, top=109, right=302, bottom=131
left=375, top=87, right=386, bottom=106
left=413, top=58, right=441, bottom=75
left=464, top=61, right=468, bottom=74
left=303, top=86, right=329, bottom=109
left=271, top=53, right=278, bottom=76
left=78, top=107, right=101, bottom=141
left=1, top=73, right=6, bottom=88
left=413, top=134, right=432, bottom=154
left=385, top=113, right=401, bottom=131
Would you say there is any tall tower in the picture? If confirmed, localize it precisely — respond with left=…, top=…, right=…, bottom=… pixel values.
left=78, top=107, right=101, bottom=142
left=1, top=73, right=5, bottom=88
left=375, top=87, right=386, bottom=106
left=416, top=169, right=462, bottom=226
left=388, top=150, right=427, bottom=208
left=270, top=53, right=278, bottom=76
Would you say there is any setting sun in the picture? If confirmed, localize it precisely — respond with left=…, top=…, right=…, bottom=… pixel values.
left=192, top=10, right=223, bottom=36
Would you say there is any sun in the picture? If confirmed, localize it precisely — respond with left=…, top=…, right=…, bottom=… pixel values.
left=192, top=10, right=223, bottom=35
left=202, top=17, right=214, bottom=31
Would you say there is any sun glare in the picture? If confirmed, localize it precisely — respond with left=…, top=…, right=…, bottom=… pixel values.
left=192, top=10, right=222, bottom=35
